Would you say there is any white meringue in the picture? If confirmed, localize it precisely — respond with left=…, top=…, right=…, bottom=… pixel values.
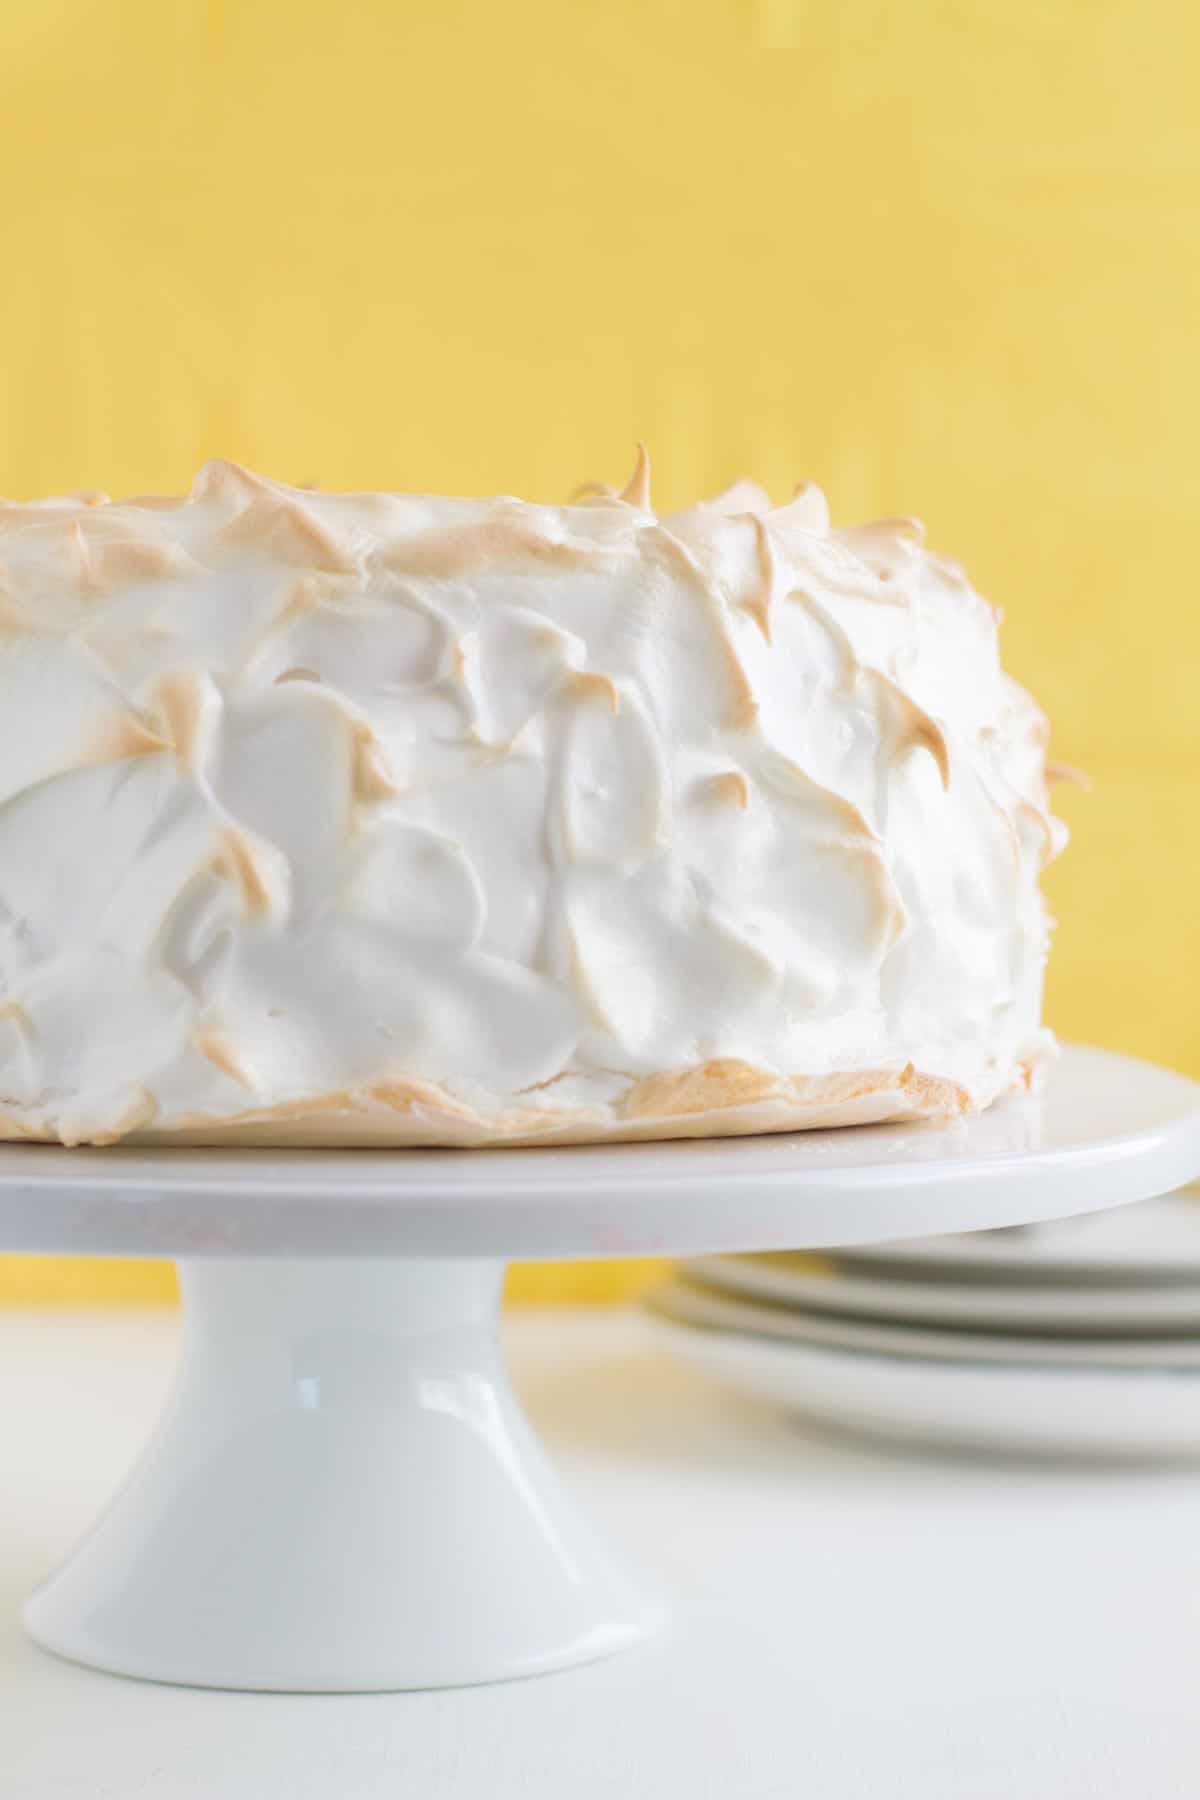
left=0, top=455, right=1064, bottom=1146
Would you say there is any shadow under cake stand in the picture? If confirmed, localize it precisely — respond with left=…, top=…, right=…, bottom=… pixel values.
left=3, top=1043, right=1199, bottom=1693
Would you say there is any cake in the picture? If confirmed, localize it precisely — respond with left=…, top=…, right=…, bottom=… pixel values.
left=0, top=451, right=1067, bottom=1148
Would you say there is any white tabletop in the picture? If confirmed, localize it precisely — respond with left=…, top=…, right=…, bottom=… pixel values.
left=3, top=1304, right=1199, bottom=1799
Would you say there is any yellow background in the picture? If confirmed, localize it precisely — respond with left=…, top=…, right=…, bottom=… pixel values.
left=1, top=1, right=1196, bottom=1306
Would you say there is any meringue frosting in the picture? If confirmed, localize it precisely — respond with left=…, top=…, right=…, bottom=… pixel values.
left=0, top=454, right=1065, bottom=1147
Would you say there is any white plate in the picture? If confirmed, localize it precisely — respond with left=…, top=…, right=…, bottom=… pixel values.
left=647, top=1274, right=1200, bottom=1368
left=646, top=1311, right=1200, bottom=1461
left=838, top=1184, right=1200, bottom=1280
left=682, top=1211, right=1200, bottom=1334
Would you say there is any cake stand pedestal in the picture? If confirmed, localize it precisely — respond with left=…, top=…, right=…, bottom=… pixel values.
left=3, top=1045, right=1198, bottom=1693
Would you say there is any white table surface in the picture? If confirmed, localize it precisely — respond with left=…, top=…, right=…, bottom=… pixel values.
left=2, top=1304, right=1199, bottom=1799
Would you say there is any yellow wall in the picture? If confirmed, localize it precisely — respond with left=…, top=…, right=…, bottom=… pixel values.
left=1, top=1, right=1196, bottom=1305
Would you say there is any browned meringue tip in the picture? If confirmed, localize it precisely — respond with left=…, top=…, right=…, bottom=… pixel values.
left=190, top=458, right=268, bottom=502
left=1046, top=760, right=1093, bottom=791
left=568, top=478, right=617, bottom=502
left=618, top=443, right=652, bottom=511
left=568, top=445, right=652, bottom=511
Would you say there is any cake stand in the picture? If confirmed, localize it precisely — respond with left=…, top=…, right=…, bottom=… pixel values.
left=4, top=1044, right=1199, bottom=1693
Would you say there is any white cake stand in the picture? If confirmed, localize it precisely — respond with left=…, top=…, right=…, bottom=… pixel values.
left=5, top=1044, right=1199, bottom=1693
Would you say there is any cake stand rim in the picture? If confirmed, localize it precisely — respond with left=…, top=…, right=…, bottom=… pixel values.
left=0, top=1044, right=1196, bottom=1259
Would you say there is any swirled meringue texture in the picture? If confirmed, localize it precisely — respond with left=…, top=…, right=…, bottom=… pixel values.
left=0, top=455, right=1066, bottom=1147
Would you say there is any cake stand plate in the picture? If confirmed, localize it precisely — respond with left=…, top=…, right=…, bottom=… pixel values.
left=5, top=1045, right=1199, bottom=1693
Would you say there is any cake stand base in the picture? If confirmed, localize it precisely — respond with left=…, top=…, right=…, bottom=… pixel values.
left=7, top=1048, right=1200, bottom=1692
left=24, top=1258, right=658, bottom=1692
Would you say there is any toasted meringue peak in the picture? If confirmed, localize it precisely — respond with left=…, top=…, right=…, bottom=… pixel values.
left=153, top=670, right=212, bottom=769
left=193, top=1031, right=257, bottom=1091
left=707, top=770, right=751, bottom=809
left=570, top=669, right=621, bottom=712
left=775, top=481, right=831, bottom=533
left=618, top=443, right=652, bottom=510
left=191, top=459, right=270, bottom=503
left=351, top=725, right=400, bottom=803
left=703, top=478, right=774, bottom=518
left=218, top=491, right=356, bottom=574
left=1046, top=760, right=1092, bottom=790
left=91, top=716, right=172, bottom=765
left=0, top=458, right=1063, bottom=1147
left=211, top=829, right=278, bottom=918
left=741, top=512, right=776, bottom=643
left=568, top=478, right=618, bottom=504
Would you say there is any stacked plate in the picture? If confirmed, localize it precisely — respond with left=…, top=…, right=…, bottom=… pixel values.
left=645, top=1186, right=1200, bottom=1460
